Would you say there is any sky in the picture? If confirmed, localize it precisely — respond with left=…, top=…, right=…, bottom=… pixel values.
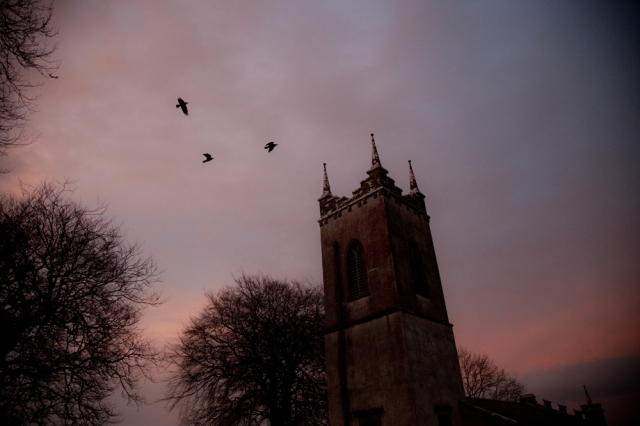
left=0, top=1, right=639, bottom=425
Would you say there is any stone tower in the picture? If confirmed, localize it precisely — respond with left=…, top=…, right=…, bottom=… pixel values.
left=318, top=135, right=465, bottom=426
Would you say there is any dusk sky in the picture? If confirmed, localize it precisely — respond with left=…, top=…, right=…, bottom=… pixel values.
left=0, top=1, right=638, bottom=425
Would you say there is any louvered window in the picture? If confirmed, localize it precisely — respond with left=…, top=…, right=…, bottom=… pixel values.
left=409, top=239, right=429, bottom=297
left=347, top=241, right=368, bottom=300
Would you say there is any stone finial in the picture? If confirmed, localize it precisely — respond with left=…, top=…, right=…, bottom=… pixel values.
left=408, top=160, right=420, bottom=194
left=584, top=385, right=593, bottom=405
left=321, top=163, right=332, bottom=198
left=370, top=133, right=381, bottom=169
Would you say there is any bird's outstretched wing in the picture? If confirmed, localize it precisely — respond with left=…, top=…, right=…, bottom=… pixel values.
left=203, top=153, right=213, bottom=163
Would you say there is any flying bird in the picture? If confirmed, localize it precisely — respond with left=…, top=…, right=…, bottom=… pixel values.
left=264, top=142, right=277, bottom=152
left=176, top=97, right=188, bottom=115
left=202, top=153, right=213, bottom=163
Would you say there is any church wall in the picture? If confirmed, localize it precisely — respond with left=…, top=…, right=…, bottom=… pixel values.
left=383, top=196, right=450, bottom=323
left=328, top=312, right=418, bottom=426
left=326, top=311, right=465, bottom=426
left=402, top=313, right=465, bottom=426
left=325, top=331, right=345, bottom=426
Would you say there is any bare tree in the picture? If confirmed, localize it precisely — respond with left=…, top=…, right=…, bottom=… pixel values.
left=0, top=181, right=162, bottom=425
left=0, top=0, right=59, bottom=160
left=165, top=274, right=327, bottom=426
left=457, top=347, right=526, bottom=402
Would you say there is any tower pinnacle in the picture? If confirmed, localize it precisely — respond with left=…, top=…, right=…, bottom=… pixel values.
left=409, top=160, right=420, bottom=194
left=370, top=133, right=381, bottom=169
left=321, top=163, right=332, bottom=198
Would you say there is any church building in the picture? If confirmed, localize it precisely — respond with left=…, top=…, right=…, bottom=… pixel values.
left=317, top=135, right=607, bottom=426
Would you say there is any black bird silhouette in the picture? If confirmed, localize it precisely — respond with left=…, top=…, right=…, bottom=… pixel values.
left=202, top=153, right=213, bottom=163
left=264, top=142, right=277, bottom=152
left=176, top=98, right=188, bottom=115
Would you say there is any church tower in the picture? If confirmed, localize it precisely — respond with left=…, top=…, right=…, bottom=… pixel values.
left=319, top=135, right=465, bottom=426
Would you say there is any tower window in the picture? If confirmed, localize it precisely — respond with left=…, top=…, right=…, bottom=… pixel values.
left=347, top=241, right=368, bottom=300
left=409, top=239, right=429, bottom=297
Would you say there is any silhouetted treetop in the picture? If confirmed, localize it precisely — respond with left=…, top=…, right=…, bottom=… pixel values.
left=165, top=274, right=327, bottom=426
left=0, top=181, right=162, bottom=425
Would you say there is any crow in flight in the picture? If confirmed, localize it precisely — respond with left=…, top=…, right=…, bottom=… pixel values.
left=202, top=153, right=213, bottom=163
left=264, top=142, right=277, bottom=152
left=176, top=98, right=188, bottom=115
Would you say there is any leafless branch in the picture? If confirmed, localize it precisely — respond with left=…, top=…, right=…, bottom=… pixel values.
left=0, top=0, right=59, bottom=157
left=458, top=347, right=526, bottom=402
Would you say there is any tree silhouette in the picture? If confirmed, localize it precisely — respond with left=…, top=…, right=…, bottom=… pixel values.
left=457, top=347, right=526, bottom=402
left=0, top=181, right=161, bottom=425
left=0, top=0, right=59, bottom=161
left=165, top=274, right=327, bottom=426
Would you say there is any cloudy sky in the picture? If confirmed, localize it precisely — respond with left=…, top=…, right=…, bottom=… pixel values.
left=1, top=1, right=638, bottom=425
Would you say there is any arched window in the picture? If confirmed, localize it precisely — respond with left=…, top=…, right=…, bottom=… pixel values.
left=409, top=239, right=429, bottom=297
left=347, top=240, right=368, bottom=300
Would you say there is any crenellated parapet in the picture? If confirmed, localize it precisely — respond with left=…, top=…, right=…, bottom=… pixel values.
left=318, top=192, right=350, bottom=219
left=319, top=134, right=428, bottom=225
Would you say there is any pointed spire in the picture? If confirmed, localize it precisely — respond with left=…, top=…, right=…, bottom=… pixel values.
left=321, top=163, right=332, bottom=198
left=408, top=160, right=420, bottom=194
left=584, top=386, right=593, bottom=405
left=370, top=133, right=381, bottom=169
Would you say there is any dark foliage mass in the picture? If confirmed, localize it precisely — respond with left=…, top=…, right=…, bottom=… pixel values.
left=458, top=347, right=526, bottom=402
left=0, top=182, right=161, bottom=425
left=0, top=0, right=58, bottom=160
left=166, top=274, right=327, bottom=426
